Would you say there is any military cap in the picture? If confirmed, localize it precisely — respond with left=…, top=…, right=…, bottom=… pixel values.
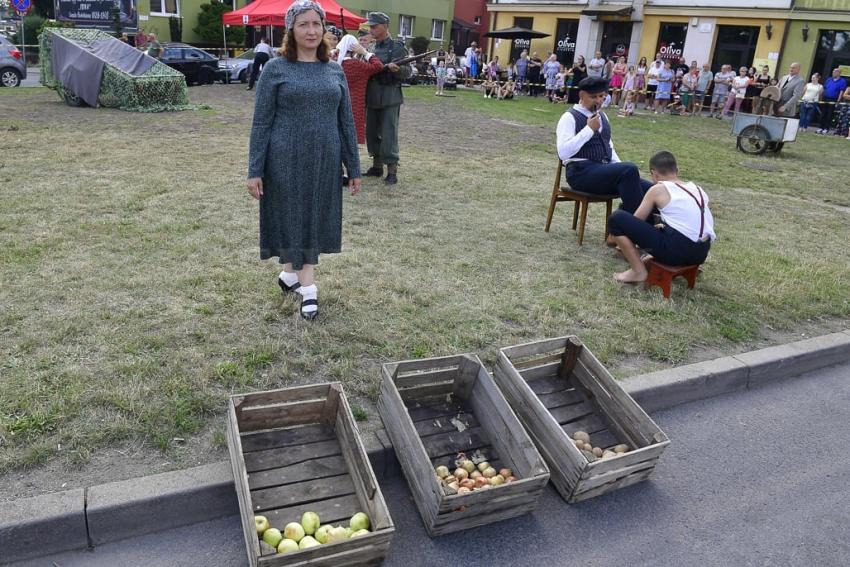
left=366, top=12, right=390, bottom=26
left=578, top=76, right=609, bottom=94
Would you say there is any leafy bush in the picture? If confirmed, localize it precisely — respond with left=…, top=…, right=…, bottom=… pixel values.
left=410, top=35, right=430, bottom=55
left=195, top=1, right=245, bottom=45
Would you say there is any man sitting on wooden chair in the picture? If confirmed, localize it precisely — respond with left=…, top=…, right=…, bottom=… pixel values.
left=610, top=151, right=716, bottom=284
left=555, top=77, right=653, bottom=217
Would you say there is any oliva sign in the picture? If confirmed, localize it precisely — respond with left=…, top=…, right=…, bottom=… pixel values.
left=557, top=36, right=576, bottom=52
left=659, top=42, right=683, bottom=59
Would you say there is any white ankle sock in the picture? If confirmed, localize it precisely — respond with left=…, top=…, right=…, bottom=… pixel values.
left=279, top=270, right=299, bottom=287
left=298, top=284, right=318, bottom=313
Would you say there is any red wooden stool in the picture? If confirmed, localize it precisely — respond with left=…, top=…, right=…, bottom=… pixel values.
left=643, top=258, right=701, bottom=298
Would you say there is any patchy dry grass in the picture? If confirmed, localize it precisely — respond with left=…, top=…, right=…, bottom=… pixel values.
left=0, top=84, right=848, bottom=475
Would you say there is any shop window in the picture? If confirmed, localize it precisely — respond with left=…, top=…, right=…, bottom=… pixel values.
left=711, top=25, right=759, bottom=72
left=812, top=30, right=850, bottom=78
left=656, top=22, right=688, bottom=62
left=554, top=19, right=579, bottom=67
left=601, top=21, right=632, bottom=61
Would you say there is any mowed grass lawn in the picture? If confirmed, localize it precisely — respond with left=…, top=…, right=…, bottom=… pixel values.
left=1, top=84, right=848, bottom=475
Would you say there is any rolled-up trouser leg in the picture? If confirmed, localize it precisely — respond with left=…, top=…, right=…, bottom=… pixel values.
left=567, top=161, right=649, bottom=213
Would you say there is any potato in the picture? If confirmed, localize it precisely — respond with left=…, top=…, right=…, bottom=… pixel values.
left=582, top=442, right=594, bottom=452
left=592, top=447, right=603, bottom=458
left=613, top=444, right=630, bottom=454
left=581, top=449, right=597, bottom=462
left=572, top=439, right=583, bottom=448
left=573, top=431, right=590, bottom=444
left=601, top=450, right=616, bottom=459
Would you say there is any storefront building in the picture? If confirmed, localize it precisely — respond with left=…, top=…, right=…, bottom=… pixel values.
left=780, top=0, right=850, bottom=79
left=486, top=1, right=586, bottom=66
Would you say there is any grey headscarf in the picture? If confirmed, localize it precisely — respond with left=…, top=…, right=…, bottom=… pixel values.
left=284, top=0, right=326, bottom=30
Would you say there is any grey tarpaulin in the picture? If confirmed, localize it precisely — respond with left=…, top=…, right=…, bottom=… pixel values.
left=90, top=38, right=156, bottom=76
left=51, top=34, right=104, bottom=106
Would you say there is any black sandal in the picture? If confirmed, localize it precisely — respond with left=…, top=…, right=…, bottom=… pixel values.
left=278, top=276, right=300, bottom=294
left=300, top=297, right=318, bottom=320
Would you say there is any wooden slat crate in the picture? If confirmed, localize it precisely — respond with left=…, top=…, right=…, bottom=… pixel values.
left=226, top=383, right=394, bottom=567
left=493, top=336, right=670, bottom=503
left=377, top=354, right=550, bottom=537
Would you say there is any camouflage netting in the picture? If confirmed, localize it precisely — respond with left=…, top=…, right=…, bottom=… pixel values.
left=39, top=28, right=192, bottom=112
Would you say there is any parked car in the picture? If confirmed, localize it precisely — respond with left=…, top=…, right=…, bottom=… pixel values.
left=160, top=43, right=227, bottom=85
left=0, top=35, right=26, bottom=87
left=218, top=49, right=255, bottom=83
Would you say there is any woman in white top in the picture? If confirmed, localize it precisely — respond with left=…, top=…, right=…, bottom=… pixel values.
left=609, top=151, right=715, bottom=284
left=799, top=73, right=823, bottom=131
left=721, top=66, right=751, bottom=117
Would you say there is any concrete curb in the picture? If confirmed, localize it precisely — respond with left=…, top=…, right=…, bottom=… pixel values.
left=3, top=331, right=849, bottom=563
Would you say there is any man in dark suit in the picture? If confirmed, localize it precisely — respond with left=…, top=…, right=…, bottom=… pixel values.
left=776, top=62, right=805, bottom=118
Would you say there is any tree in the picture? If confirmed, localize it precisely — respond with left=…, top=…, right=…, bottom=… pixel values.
left=410, top=36, right=430, bottom=55
left=33, top=0, right=54, bottom=18
left=194, top=0, right=245, bottom=45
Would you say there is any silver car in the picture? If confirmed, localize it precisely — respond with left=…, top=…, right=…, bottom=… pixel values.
left=0, top=35, right=26, bottom=87
left=218, top=49, right=255, bottom=83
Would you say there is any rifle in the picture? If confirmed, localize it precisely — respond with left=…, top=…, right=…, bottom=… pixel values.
left=390, top=50, right=438, bottom=66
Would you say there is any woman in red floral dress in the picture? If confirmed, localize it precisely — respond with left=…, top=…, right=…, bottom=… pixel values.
left=336, top=35, right=384, bottom=145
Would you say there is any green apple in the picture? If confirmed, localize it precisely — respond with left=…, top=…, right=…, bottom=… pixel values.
left=283, top=522, right=305, bottom=543
left=254, top=515, right=270, bottom=535
left=301, top=511, right=320, bottom=535
left=326, top=525, right=349, bottom=543
left=277, top=538, right=299, bottom=554
left=350, top=512, right=370, bottom=532
left=262, top=528, right=283, bottom=549
left=314, top=524, right=332, bottom=544
left=298, top=535, right=320, bottom=549
left=351, top=528, right=370, bottom=538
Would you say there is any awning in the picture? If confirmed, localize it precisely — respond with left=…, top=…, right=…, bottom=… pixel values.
left=452, top=17, right=476, bottom=30
left=485, top=26, right=551, bottom=40
left=582, top=5, right=633, bottom=17
left=222, top=0, right=365, bottom=29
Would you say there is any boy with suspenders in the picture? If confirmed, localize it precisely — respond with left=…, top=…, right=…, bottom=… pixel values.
left=609, top=151, right=716, bottom=284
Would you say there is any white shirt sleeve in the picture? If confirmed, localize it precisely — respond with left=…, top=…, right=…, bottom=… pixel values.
left=556, top=112, right=594, bottom=162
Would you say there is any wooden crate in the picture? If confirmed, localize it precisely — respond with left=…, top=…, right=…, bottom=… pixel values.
left=377, top=354, right=550, bottom=537
left=226, top=383, right=394, bottom=567
left=494, top=336, right=670, bottom=503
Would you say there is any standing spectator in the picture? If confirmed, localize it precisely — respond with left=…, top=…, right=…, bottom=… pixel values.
left=799, top=73, right=824, bottom=131
left=336, top=35, right=384, bottom=144
left=618, top=65, right=637, bottom=117
left=645, top=59, right=662, bottom=109
left=146, top=33, right=162, bottom=59
left=488, top=55, right=501, bottom=81
left=435, top=60, right=446, bottom=95
left=247, top=0, right=360, bottom=320
left=836, top=84, right=850, bottom=137
left=567, top=55, right=587, bottom=104
left=603, top=56, right=615, bottom=82
left=527, top=52, right=543, bottom=96
left=588, top=51, right=605, bottom=79
left=635, top=56, right=648, bottom=106
left=653, top=60, right=674, bottom=113
left=776, top=62, right=805, bottom=118
left=436, top=43, right=446, bottom=64
left=693, top=63, right=713, bottom=116
left=750, top=65, right=771, bottom=114
left=515, top=50, right=529, bottom=94
left=543, top=53, right=560, bottom=101
left=709, top=64, right=735, bottom=118
left=324, top=25, right=342, bottom=58
left=675, top=57, right=690, bottom=87
left=610, top=56, right=627, bottom=105
left=680, top=64, right=698, bottom=114
left=135, top=28, right=148, bottom=50
left=463, top=41, right=477, bottom=85
left=466, top=47, right=479, bottom=87
left=247, top=36, right=274, bottom=91
left=819, top=68, right=848, bottom=134
left=722, top=66, right=751, bottom=117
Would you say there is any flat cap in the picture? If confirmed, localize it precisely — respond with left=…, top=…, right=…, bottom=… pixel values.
left=578, top=76, right=609, bottom=94
left=366, top=12, right=390, bottom=26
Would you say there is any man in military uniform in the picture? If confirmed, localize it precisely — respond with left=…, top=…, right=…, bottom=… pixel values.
left=364, top=12, right=411, bottom=185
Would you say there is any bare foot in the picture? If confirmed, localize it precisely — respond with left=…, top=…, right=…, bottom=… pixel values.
left=614, top=268, right=647, bottom=284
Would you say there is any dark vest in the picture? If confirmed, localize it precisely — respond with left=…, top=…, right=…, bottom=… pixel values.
left=570, top=108, right=612, bottom=163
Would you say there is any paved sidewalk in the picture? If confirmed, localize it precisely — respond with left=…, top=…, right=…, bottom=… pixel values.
left=11, top=361, right=850, bottom=567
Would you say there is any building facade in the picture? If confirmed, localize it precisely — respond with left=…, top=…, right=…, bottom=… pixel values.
left=453, top=0, right=490, bottom=53
left=780, top=0, right=850, bottom=79
left=132, top=0, right=454, bottom=49
left=486, top=0, right=808, bottom=78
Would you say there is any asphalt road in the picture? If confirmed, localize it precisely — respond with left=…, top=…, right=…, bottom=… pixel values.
left=19, top=66, right=39, bottom=87
left=12, top=362, right=850, bottom=567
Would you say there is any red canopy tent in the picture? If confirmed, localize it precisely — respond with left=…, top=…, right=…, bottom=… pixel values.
left=222, top=0, right=366, bottom=30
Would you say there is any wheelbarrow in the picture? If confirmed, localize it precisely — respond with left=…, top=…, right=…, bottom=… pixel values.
left=731, top=112, right=799, bottom=155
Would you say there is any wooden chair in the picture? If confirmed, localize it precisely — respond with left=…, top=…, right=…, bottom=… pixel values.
left=546, top=160, right=619, bottom=246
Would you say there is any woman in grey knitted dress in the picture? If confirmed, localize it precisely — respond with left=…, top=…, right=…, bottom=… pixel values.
left=246, top=0, right=361, bottom=320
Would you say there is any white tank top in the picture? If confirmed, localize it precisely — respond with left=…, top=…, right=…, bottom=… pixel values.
left=659, top=181, right=716, bottom=243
